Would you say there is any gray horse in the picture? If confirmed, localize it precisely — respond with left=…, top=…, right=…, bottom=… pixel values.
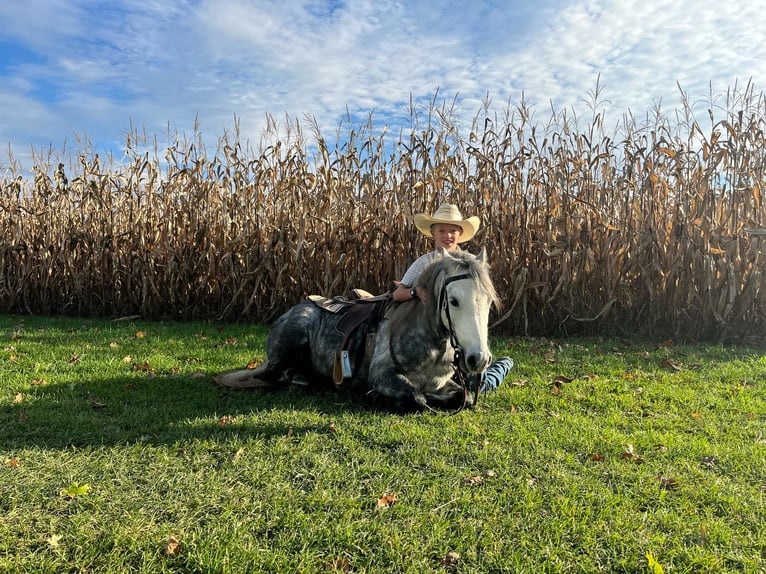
left=215, top=249, right=498, bottom=412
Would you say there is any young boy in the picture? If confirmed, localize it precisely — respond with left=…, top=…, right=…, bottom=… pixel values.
left=393, top=203, right=513, bottom=392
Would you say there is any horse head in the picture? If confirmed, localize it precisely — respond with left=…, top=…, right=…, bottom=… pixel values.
left=419, top=248, right=498, bottom=375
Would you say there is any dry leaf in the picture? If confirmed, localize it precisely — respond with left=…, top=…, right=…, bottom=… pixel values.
left=328, top=422, right=337, bottom=433
left=109, top=342, right=119, bottom=348
left=327, top=556, right=352, bottom=572
left=30, top=378, right=47, bottom=386
left=621, top=444, right=644, bottom=463
left=14, top=393, right=23, bottom=403
left=90, top=401, right=107, bottom=410
left=69, top=354, right=80, bottom=364
left=377, top=493, right=397, bottom=508
left=441, top=551, right=460, bottom=569
left=659, top=476, right=679, bottom=491
left=164, top=535, right=181, bottom=556
left=246, top=360, right=260, bottom=369
left=661, top=358, right=683, bottom=371
left=135, top=331, right=146, bottom=339
left=6, top=458, right=19, bottom=468
left=591, top=453, right=605, bottom=462
left=464, top=475, right=483, bottom=486
left=132, top=360, right=154, bottom=372
left=47, top=534, right=62, bottom=550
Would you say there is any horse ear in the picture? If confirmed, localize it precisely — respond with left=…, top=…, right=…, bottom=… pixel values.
left=477, top=247, right=487, bottom=263
left=437, top=247, right=454, bottom=260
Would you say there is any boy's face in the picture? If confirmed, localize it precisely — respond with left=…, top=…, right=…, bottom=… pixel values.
left=431, top=223, right=463, bottom=250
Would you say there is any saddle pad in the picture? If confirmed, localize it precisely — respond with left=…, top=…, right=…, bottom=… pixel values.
left=307, top=294, right=348, bottom=314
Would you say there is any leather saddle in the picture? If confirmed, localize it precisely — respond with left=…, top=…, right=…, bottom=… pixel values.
left=307, top=289, right=392, bottom=387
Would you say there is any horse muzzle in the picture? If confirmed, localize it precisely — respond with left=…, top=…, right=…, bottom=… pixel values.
left=461, top=349, right=492, bottom=374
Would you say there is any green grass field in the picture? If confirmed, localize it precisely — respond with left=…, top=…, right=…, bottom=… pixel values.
left=1, top=315, right=764, bottom=573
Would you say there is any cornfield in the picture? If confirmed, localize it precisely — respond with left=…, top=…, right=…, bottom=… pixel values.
left=2, top=84, right=766, bottom=344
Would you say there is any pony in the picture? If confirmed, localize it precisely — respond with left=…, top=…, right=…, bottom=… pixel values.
left=215, top=249, right=499, bottom=412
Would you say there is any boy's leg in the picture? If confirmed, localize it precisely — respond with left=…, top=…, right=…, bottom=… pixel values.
left=479, top=357, right=514, bottom=392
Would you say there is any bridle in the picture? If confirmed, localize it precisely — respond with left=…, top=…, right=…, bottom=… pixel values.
left=386, top=269, right=485, bottom=412
left=438, top=271, right=483, bottom=408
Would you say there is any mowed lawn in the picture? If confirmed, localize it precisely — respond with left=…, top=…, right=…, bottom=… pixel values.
left=0, top=314, right=764, bottom=573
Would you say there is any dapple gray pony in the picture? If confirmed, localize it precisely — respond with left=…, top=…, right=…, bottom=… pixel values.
left=215, top=249, right=498, bottom=412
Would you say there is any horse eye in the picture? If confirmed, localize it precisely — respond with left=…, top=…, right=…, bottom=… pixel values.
left=449, top=297, right=459, bottom=307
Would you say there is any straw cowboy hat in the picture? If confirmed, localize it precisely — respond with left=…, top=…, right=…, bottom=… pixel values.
left=413, top=203, right=480, bottom=243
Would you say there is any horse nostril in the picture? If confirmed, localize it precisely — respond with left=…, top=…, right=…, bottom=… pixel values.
left=465, top=353, right=488, bottom=373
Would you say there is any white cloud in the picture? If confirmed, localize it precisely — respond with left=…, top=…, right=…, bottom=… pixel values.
left=1, top=0, right=766, bottom=167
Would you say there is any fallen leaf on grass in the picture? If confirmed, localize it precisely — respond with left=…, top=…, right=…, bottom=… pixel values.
left=551, top=374, right=574, bottom=395
left=658, top=476, right=679, bottom=491
left=661, top=358, right=683, bottom=371
left=328, top=421, right=337, bottom=433
left=700, top=456, right=718, bottom=469
left=646, top=551, right=665, bottom=574
left=246, top=359, right=260, bottom=369
left=463, top=475, right=483, bottom=486
left=14, top=393, right=23, bottom=403
left=89, top=401, right=107, bottom=410
left=6, top=458, right=19, bottom=468
left=135, top=331, right=146, bottom=339
left=327, top=556, right=352, bottom=572
left=47, top=534, right=63, bottom=550
left=109, top=342, right=119, bottom=348
left=377, top=493, right=397, bottom=508
left=30, top=378, right=47, bottom=386
left=164, top=535, right=181, bottom=556
left=621, top=444, right=644, bottom=463
left=591, top=453, right=605, bottom=462
left=60, top=483, right=90, bottom=499
left=69, top=354, right=80, bottom=364
left=218, top=415, right=234, bottom=426
left=441, top=551, right=460, bottom=570
left=132, top=361, right=154, bottom=373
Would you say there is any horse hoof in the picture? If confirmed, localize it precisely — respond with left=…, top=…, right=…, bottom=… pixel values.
left=214, top=370, right=274, bottom=389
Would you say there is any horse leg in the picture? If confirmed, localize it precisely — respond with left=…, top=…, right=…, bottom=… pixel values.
left=215, top=302, right=319, bottom=390
left=366, top=367, right=430, bottom=413
left=214, top=362, right=276, bottom=389
left=424, top=378, right=474, bottom=410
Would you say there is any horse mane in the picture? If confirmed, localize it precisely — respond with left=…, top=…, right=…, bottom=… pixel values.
left=388, top=250, right=499, bottom=333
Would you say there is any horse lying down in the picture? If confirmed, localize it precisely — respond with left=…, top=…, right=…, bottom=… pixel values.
left=215, top=249, right=499, bottom=412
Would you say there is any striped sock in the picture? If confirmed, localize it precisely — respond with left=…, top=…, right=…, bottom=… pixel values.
left=479, top=357, right=514, bottom=392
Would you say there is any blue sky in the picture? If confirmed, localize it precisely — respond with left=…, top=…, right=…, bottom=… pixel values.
left=1, top=0, right=765, bottom=169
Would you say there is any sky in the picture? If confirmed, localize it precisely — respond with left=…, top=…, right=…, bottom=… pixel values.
left=1, top=0, right=766, bottom=170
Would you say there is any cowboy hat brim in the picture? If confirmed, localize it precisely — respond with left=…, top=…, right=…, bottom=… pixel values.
left=413, top=213, right=480, bottom=243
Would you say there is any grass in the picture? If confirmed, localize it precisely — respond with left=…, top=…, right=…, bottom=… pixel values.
left=0, top=314, right=764, bottom=573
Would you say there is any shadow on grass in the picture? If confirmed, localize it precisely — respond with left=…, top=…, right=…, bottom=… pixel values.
left=2, top=372, right=365, bottom=450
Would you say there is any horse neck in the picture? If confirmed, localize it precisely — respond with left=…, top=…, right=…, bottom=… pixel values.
left=389, top=295, right=446, bottom=345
